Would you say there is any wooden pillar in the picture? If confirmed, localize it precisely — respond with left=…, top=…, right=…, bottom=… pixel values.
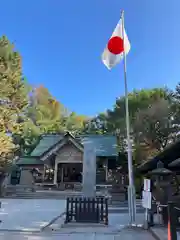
left=53, top=161, right=58, bottom=185
left=61, top=166, right=64, bottom=183
left=43, top=165, right=46, bottom=181
left=121, top=175, right=125, bottom=185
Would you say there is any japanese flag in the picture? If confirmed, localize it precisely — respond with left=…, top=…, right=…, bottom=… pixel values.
left=101, top=18, right=131, bottom=70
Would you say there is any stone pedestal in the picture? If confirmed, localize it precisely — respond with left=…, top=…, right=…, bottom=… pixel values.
left=19, top=170, right=34, bottom=186
left=82, top=143, right=96, bottom=198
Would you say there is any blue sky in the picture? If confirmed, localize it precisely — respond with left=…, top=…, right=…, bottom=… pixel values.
left=0, top=1, right=180, bottom=116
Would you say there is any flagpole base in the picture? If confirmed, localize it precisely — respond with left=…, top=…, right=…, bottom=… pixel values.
left=128, top=185, right=136, bottom=224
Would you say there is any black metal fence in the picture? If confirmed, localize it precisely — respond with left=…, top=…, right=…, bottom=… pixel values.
left=65, top=197, right=108, bottom=225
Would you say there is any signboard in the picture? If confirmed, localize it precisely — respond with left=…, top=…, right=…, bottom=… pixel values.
left=142, top=190, right=152, bottom=209
left=143, top=178, right=151, bottom=192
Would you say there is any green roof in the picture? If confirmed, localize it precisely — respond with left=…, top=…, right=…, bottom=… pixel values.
left=29, top=133, right=117, bottom=158
left=30, top=134, right=64, bottom=157
left=78, top=135, right=117, bottom=157
left=17, top=157, right=44, bottom=165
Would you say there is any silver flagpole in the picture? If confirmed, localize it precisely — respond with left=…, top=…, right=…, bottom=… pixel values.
left=121, top=10, right=136, bottom=224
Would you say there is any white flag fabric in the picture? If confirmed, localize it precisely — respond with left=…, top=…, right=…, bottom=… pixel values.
left=101, top=18, right=131, bottom=70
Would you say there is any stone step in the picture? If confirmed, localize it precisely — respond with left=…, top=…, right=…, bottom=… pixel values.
left=108, top=205, right=144, bottom=213
left=4, top=188, right=143, bottom=206
left=4, top=195, right=143, bottom=203
left=4, top=193, right=83, bottom=199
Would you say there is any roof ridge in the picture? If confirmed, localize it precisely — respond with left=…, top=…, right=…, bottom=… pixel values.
left=42, top=134, right=63, bottom=137
left=78, top=134, right=116, bottom=137
left=42, top=132, right=74, bottom=138
left=19, top=156, right=36, bottom=158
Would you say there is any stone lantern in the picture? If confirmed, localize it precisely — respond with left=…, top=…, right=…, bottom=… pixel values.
left=147, top=160, right=174, bottom=225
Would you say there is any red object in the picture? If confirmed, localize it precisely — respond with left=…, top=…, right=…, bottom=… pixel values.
left=168, top=220, right=171, bottom=240
left=107, top=36, right=124, bottom=55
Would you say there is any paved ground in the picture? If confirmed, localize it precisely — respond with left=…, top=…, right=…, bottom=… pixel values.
left=46, top=212, right=145, bottom=231
left=0, top=228, right=155, bottom=239
left=0, top=198, right=145, bottom=231
left=0, top=199, right=156, bottom=239
left=150, top=227, right=180, bottom=240
left=0, top=199, right=66, bottom=231
left=0, top=199, right=145, bottom=231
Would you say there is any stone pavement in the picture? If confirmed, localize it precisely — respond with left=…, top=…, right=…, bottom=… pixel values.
left=46, top=213, right=145, bottom=231
left=0, top=198, right=145, bottom=231
left=150, top=227, right=180, bottom=240
left=0, top=228, right=155, bottom=239
left=0, top=199, right=66, bottom=231
left=0, top=198, right=156, bottom=239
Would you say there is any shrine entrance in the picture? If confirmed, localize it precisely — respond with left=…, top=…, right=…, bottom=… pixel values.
left=57, top=163, right=82, bottom=184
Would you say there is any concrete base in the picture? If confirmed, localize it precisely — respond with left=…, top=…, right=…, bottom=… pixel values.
left=149, top=227, right=167, bottom=240
left=62, top=223, right=108, bottom=228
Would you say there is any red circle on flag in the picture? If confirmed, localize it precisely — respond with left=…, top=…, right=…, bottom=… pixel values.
left=107, top=36, right=124, bottom=55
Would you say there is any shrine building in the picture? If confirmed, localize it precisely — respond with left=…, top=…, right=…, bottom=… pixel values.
left=16, top=132, right=118, bottom=189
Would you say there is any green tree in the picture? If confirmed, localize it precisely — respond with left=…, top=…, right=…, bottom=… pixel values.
left=27, top=86, right=87, bottom=135
left=13, top=118, right=41, bottom=156
left=0, top=35, right=30, bottom=169
left=133, top=99, right=177, bottom=152
left=85, top=88, right=171, bottom=137
left=171, top=82, right=180, bottom=130
left=0, top=133, right=16, bottom=170
left=86, top=88, right=175, bottom=163
left=107, top=88, right=170, bottom=132
left=64, top=112, right=87, bottom=135
left=27, top=85, right=68, bottom=133
left=82, top=113, right=108, bottom=134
